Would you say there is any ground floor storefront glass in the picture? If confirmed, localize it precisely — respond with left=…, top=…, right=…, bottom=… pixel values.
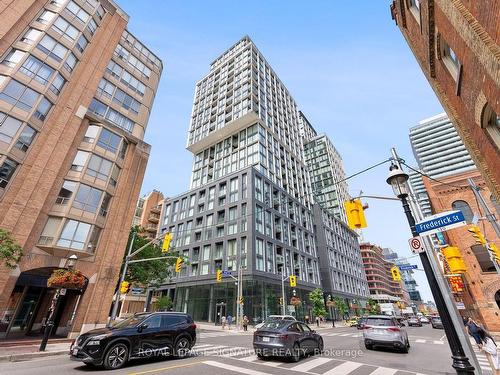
left=173, top=280, right=314, bottom=324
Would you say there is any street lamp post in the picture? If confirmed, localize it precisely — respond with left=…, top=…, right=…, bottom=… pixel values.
left=39, top=254, right=78, bottom=352
left=327, top=295, right=335, bottom=327
left=386, top=163, right=474, bottom=374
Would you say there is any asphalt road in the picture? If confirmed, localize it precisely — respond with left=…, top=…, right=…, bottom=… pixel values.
left=0, top=325, right=491, bottom=375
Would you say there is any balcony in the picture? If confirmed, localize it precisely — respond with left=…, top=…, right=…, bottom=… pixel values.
left=145, top=224, right=157, bottom=232
left=150, top=205, right=161, bottom=214
left=148, top=214, right=159, bottom=223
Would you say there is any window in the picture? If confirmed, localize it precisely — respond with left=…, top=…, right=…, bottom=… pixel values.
left=37, top=35, right=68, bottom=62
left=256, top=238, right=264, bottom=271
left=86, top=154, right=112, bottom=182
left=36, top=9, right=57, bottom=24
left=408, top=0, right=420, bottom=22
left=97, top=78, right=140, bottom=114
left=83, top=124, right=99, bottom=143
left=76, top=34, right=88, bottom=53
left=85, top=18, right=97, bottom=35
left=1, top=49, right=26, bottom=68
left=71, top=150, right=89, bottom=171
left=56, top=180, right=77, bottom=204
left=39, top=216, right=61, bottom=244
left=481, top=104, right=500, bottom=150
left=202, top=245, right=211, bottom=261
left=471, top=245, right=497, bottom=273
left=99, top=193, right=111, bottom=217
left=89, top=98, right=135, bottom=132
left=0, top=157, right=18, bottom=188
left=19, top=55, right=55, bottom=85
left=97, top=128, right=121, bottom=154
left=34, top=97, right=52, bottom=121
left=63, top=52, right=77, bottom=72
left=14, top=125, right=36, bottom=152
left=114, top=44, right=151, bottom=78
left=49, top=73, right=65, bottom=95
left=106, top=61, right=146, bottom=96
left=0, top=112, right=22, bottom=144
left=57, top=219, right=91, bottom=250
left=22, top=29, right=42, bottom=44
left=52, top=16, right=79, bottom=41
left=66, top=1, right=90, bottom=23
left=451, top=200, right=473, bottom=223
left=73, top=183, right=102, bottom=213
left=440, top=38, right=460, bottom=80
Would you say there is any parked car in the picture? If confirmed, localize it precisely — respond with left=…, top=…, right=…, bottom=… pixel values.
left=255, top=315, right=296, bottom=329
left=70, top=312, right=196, bottom=370
left=363, top=315, right=410, bottom=353
left=419, top=316, right=430, bottom=324
left=345, top=317, right=358, bottom=327
left=408, top=316, right=422, bottom=327
left=431, top=316, right=444, bottom=329
left=253, top=320, right=323, bottom=362
left=357, top=316, right=367, bottom=330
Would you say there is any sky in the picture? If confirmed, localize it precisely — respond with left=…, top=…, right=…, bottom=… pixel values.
left=119, top=0, right=445, bottom=302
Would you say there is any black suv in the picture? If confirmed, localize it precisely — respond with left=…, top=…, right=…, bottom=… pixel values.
left=70, top=312, right=196, bottom=370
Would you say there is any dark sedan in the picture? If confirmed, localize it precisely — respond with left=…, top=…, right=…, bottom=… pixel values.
left=70, top=312, right=196, bottom=370
left=253, top=320, right=323, bottom=362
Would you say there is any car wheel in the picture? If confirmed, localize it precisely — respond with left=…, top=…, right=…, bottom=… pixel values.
left=407, top=339, right=411, bottom=348
left=290, top=343, right=301, bottom=362
left=317, top=338, right=324, bottom=353
left=174, top=336, right=191, bottom=358
left=364, top=341, right=373, bottom=350
left=103, top=343, right=128, bottom=370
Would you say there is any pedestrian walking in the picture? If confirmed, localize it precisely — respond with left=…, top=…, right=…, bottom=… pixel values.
left=227, top=315, right=232, bottom=330
left=478, top=327, right=500, bottom=373
left=242, top=315, right=249, bottom=331
left=466, top=317, right=482, bottom=348
left=316, top=316, right=320, bottom=327
left=305, top=315, right=310, bottom=324
left=221, top=315, right=226, bottom=330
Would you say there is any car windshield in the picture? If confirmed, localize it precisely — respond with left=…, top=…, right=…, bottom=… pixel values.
left=112, top=314, right=148, bottom=329
left=260, top=320, right=290, bottom=330
left=432, top=317, right=441, bottom=322
left=366, top=318, right=394, bottom=326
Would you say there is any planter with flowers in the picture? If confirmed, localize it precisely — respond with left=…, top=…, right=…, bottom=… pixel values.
left=47, top=269, right=86, bottom=290
left=290, top=296, right=302, bottom=306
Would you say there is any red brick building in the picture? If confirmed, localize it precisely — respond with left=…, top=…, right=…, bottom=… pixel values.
left=391, top=0, right=500, bottom=201
left=0, top=0, right=162, bottom=338
left=423, top=170, right=500, bottom=332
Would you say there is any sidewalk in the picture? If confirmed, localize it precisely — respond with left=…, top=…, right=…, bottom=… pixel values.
left=0, top=340, right=71, bottom=362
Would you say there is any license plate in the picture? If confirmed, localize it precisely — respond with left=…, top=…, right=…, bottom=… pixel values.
left=373, top=329, right=384, bottom=335
left=72, top=348, right=78, bottom=356
left=262, top=337, right=270, bottom=342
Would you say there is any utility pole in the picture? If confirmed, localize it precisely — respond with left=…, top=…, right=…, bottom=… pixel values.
left=468, top=177, right=500, bottom=238
left=281, top=271, right=290, bottom=316
left=390, top=148, right=479, bottom=375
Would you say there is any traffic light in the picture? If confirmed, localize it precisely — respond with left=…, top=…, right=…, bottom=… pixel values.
left=344, top=199, right=367, bottom=230
left=467, top=225, right=486, bottom=245
left=175, top=257, right=183, bottom=273
left=120, top=281, right=130, bottom=294
left=442, top=246, right=467, bottom=274
left=487, top=243, right=500, bottom=264
left=278, top=297, right=283, bottom=305
left=289, top=275, right=297, bottom=287
left=162, top=232, right=172, bottom=252
left=216, top=269, right=222, bottom=282
left=390, top=266, right=401, bottom=281
left=239, top=296, right=244, bottom=305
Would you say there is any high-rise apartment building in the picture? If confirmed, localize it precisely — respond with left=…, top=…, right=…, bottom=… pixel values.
left=0, top=0, right=161, bottom=338
left=157, top=36, right=367, bottom=323
left=391, top=0, right=499, bottom=200
left=304, top=134, right=350, bottom=223
left=132, top=190, right=164, bottom=238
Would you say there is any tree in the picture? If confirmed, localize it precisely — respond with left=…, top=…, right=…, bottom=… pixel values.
left=155, top=295, right=173, bottom=311
left=123, top=227, right=180, bottom=287
left=0, top=228, right=23, bottom=269
left=333, top=297, right=349, bottom=319
left=367, top=298, right=380, bottom=314
left=309, top=288, right=327, bottom=318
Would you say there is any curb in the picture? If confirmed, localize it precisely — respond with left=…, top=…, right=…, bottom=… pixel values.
left=0, top=349, right=68, bottom=362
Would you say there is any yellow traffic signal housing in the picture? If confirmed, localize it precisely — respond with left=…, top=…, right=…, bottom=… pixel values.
left=487, top=243, right=500, bottom=264
left=467, top=225, right=486, bottom=245
left=120, top=281, right=130, bottom=294
left=390, top=266, right=401, bottom=281
left=175, top=257, right=183, bottom=273
left=162, top=232, right=172, bottom=252
left=442, top=246, right=467, bottom=274
left=216, top=269, right=222, bottom=282
left=344, top=199, right=367, bottom=230
left=239, top=297, right=244, bottom=305
left=289, top=275, right=297, bottom=287
left=278, top=297, right=283, bottom=305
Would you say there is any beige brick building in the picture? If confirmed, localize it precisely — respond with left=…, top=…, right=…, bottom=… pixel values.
left=423, top=170, right=500, bottom=333
left=0, top=0, right=161, bottom=338
left=132, top=189, right=163, bottom=239
left=391, top=0, right=500, bottom=201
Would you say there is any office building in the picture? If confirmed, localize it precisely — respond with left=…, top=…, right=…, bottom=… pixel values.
left=391, top=0, right=499, bottom=200
left=0, top=0, right=162, bottom=338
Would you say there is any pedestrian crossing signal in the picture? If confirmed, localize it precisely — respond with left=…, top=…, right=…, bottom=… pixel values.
left=289, top=275, right=297, bottom=287
left=175, top=257, right=183, bottom=273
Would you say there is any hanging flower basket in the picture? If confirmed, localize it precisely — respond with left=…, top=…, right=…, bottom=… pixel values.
left=290, top=296, right=302, bottom=306
left=47, top=268, right=86, bottom=289
left=326, top=300, right=336, bottom=308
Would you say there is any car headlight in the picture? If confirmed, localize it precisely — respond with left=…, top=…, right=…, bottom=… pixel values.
left=86, top=333, right=111, bottom=346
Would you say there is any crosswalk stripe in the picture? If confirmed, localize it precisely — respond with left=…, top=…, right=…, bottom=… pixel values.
left=238, top=354, right=258, bottom=362
left=288, top=357, right=332, bottom=372
left=369, top=367, right=398, bottom=375
left=193, top=344, right=215, bottom=348
left=219, top=348, right=253, bottom=357
left=432, top=340, right=444, bottom=345
left=322, top=361, right=362, bottom=375
left=204, top=360, right=270, bottom=375
left=415, top=339, right=426, bottom=343
left=339, top=333, right=352, bottom=336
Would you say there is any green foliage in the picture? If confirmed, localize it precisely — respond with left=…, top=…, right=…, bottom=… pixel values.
left=0, top=228, right=23, bottom=269
left=367, top=298, right=381, bottom=314
left=156, top=295, right=173, bottom=311
left=309, top=288, right=327, bottom=317
left=124, top=227, right=180, bottom=287
left=333, top=297, right=349, bottom=317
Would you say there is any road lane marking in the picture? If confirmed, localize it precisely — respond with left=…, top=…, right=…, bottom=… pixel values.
left=238, top=354, right=258, bottom=362
left=322, top=361, right=362, bottom=375
left=370, top=367, right=398, bottom=375
left=439, top=334, right=446, bottom=341
left=415, top=339, right=426, bottom=343
left=433, top=340, right=444, bottom=345
left=288, top=357, right=332, bottom=372
left=128, top=360, right=202, bottom=375
left=204, top=360, right=271, bottom=375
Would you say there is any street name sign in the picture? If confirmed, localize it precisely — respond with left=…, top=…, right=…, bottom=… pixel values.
left=131, top=287, right=143, bottom=295
left=222, top=270, right=232, bottom=277
left=415, top=210, right=466, bottom=235
left=399, top=264, right=418, bottom=271
left=408, top=236, right=424, bottom=254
